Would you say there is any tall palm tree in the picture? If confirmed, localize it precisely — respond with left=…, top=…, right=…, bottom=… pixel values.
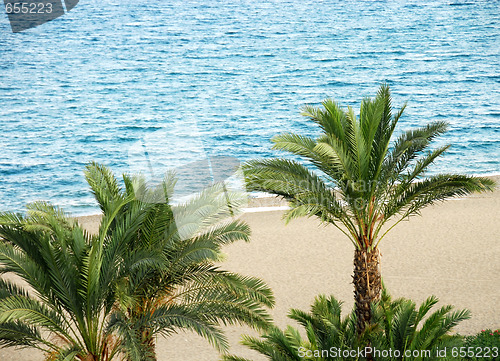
left=84, top=163, right=275, bottom=361
left=242, top=85, right=495, bottom=336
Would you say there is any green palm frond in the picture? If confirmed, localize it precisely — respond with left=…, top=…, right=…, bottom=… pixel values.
left=212, top=273, right=275, bottom=308
left=243, top=158, right=347, bottom=220
left=48, top=345, right=83, bottom=361
left=238, top=327, right=303, bottom=361
left=371, top=290, right=469, bottom=360
left=376, top=121, right=448, bottom=196
left=223, top=294, right=361, bottom=361
left=143, top=303, right=230, bottom=352
left=222, top=356, right=254, bottom=361
left=379, top=174, right=495, bottom=238
left=225, top=290, right=469, bottom=361
left=84, top=162, right=123, bottom=213
left=0, top=320, right=48, bottom=350
left=271, top=133, right=319, bottom=161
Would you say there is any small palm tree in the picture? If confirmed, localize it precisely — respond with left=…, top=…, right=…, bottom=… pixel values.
left=222, top=294, right=361, bottom=361
left=243, top=85, right=495, bottom=335
left=84, top=163, right=275, bottom=361
left=370, top=288, right=468, bottom=361
left=0, top=202, right=131, bottom=360
left=222, top=290, right=469, bottom=361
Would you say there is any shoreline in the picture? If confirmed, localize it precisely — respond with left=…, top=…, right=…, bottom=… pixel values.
left=74, top=174, right=500, bottom=222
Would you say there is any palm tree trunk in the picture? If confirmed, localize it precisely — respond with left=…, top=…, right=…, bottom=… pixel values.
left=139, top=327, right=157, bottom=361
left=353, top=247, right=381, bottom=335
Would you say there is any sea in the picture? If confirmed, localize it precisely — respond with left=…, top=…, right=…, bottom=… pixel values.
left=1, top=0, right=499, bottom=215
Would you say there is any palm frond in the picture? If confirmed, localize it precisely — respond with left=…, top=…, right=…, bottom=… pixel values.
left=84, top=162, right=123, bottom=213
left=383, top=174, right=495, bottom=224
left=0, top=321, right=49, bottom=351
left=372, top=289, right=470, bottom=356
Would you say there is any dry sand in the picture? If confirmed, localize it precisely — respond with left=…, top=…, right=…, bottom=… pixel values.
left=1, top=179, right=499, bottom=361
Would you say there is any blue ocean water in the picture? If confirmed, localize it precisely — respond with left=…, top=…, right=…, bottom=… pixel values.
left=0, top=0, right=499, bottom=215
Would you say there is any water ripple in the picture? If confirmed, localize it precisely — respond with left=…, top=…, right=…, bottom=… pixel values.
left=0, top=0, right=499, bottom=214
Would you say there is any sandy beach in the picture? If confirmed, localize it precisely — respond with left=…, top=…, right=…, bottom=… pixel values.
left=1, top=177, right=499, bottom=361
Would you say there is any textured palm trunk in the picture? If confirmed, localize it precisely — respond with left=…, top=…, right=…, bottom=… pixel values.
left=139, top=327, right=156, bottom=361
left=353, top=248, right=381, bottom=335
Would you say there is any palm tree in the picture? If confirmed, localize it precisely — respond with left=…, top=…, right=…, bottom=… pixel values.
left=0, top=202, right=131, bottom=360
left=222, top=294, right=361, bottom=361
left=370, top=288, right=468, bottom=361
left=242, top=85, right=495, bottom=336
left=222, top=289, right=469, bottom=361
left=84, top=163, right=275, bottom=361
